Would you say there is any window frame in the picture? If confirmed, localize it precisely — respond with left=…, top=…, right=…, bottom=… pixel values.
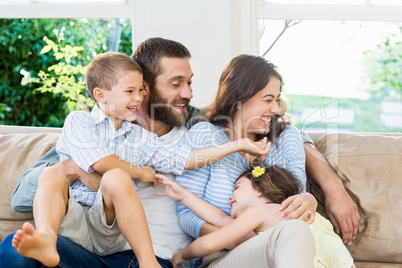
left=250, top=0, right=402, bottom=54
left=0, top=0, right=133, bottom=19
left=256, top=1, right=402, bottom=22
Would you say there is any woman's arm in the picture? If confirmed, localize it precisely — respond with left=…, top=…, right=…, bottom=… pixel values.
left=267, top=126, right=317, bottom=222
left=157, top=174, right=233, bottom=227
left=185, top=138, right=270, bottom=169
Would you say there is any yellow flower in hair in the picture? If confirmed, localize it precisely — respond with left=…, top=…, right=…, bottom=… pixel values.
left=252, top=166, right=265, bottom=178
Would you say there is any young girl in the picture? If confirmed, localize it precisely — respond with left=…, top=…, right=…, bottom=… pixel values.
left=157, top=163, right=355, bottom=268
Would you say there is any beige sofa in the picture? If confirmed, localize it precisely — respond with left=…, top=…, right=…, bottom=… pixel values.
left=0, top=125, right=401, bottom=267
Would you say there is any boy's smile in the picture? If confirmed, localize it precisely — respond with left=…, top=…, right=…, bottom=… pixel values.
left=100, top=70, right=145, bottom=130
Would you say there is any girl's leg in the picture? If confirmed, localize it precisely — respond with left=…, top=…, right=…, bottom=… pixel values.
left=207, top=220, right=315, bottom=268
left=12, top=166, right=69, bottom=267
left=100, top=168, right=161, bottom=268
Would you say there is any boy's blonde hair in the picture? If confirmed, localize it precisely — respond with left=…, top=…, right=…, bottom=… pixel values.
left=85, top=52, right=143, bottom=100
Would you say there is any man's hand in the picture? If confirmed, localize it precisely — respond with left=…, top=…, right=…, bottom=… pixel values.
left=53, top=159, right=101, bottom=191
left=324, top=182, right=360, bottom=246
left=304, top=142, right=361, bottom=245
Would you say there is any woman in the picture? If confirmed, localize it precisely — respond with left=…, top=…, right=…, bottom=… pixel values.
left=176, top=54, right=317, bottom=267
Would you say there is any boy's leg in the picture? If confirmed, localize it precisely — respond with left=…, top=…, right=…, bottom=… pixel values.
left=100, top=168, right=161, bottom=268
left=12, top=166, right=69, bottom=267
left=1, top=232, right=144, bottom=268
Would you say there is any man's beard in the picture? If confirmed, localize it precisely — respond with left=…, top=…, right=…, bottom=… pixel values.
left=146, top=88, right=190, bottom=127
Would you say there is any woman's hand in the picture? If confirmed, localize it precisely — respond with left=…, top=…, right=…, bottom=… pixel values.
left=155, top=174, right=186, bottom=201
left=239, top=137, right=271, bottom=156
left=170, top=251, right=185, bottom=268
left=280, top=193, right=318, bottom=224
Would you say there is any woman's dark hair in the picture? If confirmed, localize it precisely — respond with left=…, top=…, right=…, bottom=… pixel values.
left=238, top=161, right=302, bottom=204
left=200, top=54, right=290, bottom=145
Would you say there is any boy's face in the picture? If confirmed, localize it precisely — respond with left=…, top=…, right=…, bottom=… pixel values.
left=144, top=57, right=194, bottom=126
left=102, top=70, right=145, bottom=127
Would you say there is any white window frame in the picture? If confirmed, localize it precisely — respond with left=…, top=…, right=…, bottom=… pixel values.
left=0, top=0, right=136, bottom=49
left=245, top=0, right=402, bottom=54
left=0, top=0, right=133, bottom=18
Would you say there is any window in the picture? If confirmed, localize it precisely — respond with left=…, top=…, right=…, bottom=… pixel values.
left=0, top=1, right=134, bottom=127
left=256, top=0, right=402, bottom=133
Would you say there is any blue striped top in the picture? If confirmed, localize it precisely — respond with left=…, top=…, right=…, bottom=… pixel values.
left=176, top=121, right=306, bottom=238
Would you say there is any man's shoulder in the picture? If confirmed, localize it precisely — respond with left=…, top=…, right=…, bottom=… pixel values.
left=185, top=105, right=201, bottom=129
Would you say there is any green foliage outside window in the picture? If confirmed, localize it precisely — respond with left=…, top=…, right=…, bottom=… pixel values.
left=0, top=18, right=132, bottom=127
left=363, top=30, right=402, bottom=101
left=21, top=28, right=94, bottom=112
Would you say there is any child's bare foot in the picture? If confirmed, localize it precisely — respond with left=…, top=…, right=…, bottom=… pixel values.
left=12, top=222, right=60, bottom=267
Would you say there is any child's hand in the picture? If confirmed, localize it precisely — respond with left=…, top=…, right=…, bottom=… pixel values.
left=139, top=165, right=157, bottom=187
left=170, top=251, right=185, bottom=268
left=240, top=137, right=271, bottom=156
left=155, top=174, right=186, bottom=201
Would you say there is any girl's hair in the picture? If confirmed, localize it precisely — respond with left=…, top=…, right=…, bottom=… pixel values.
left=238, top=162, right=303, bottom=204
left=200, top=54, right=291, bottom=145
left=86, top=52, right=143, bottom=100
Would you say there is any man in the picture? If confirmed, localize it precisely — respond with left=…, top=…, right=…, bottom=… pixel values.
left=0, top=37, right=359, bottom=267
left=1, top=37, right=197, bottom=268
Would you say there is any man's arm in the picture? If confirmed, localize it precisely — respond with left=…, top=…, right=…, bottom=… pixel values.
left=11, top=148, right=59, bottom=212
left=304, top=142, right=360, bottom=245
left=11, top=147, right=102, bottom=212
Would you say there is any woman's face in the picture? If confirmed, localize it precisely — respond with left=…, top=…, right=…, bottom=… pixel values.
left=237, top=76, right=281, bottom=136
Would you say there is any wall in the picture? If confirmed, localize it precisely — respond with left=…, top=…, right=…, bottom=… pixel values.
left=132, top=0, right=253, bottom=108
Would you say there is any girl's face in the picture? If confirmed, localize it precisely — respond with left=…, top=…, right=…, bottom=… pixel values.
left=236, top=76, right=281, bottom=137
left=228, top=176, right=261, bottom=218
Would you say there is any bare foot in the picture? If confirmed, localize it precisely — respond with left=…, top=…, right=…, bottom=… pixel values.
left=12, top=222, right=60, bottom=267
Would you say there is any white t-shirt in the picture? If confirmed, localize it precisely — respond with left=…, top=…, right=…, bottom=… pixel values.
left=122, top=126, right=193, bottom=266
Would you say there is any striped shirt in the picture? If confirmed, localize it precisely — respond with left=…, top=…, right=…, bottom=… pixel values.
left=56, top=105, right=191, bottom=206
left=176, top=122, right=306, bottom=238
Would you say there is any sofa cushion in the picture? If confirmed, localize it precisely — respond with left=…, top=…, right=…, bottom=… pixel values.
left=315, top=133, right=402, bottom=263
left=0, top=132, right=59, bottom=240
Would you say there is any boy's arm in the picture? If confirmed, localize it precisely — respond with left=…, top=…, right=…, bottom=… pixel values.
left=157, top=174, right=233, bottom=227
left=172, top=206, right=266, bottom=264
left=91, top=155, right=156, bottom=185
left=185, top=138, right=270, bottom=170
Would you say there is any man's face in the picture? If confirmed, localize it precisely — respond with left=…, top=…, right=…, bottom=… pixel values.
left=146, top=57, right=194, bottom=127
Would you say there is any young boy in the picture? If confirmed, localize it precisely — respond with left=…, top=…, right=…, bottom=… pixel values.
left=12, top=52, right=270, bottom=268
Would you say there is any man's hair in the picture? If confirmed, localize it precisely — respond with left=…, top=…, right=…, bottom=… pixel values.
left=86, top=52, right=142, bottom=100
left=238, top=162, right=303, bottom=204
left=131, top=37, right=191, bottom=91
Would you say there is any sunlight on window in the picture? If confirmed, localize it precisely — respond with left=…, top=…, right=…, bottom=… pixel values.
left=264, top=0, right=365, bottom=4
left=371, top=0, right=402, bottom=5
left=35, top=0, right=127, bottom=3
left=259, top=20, right=402, bottom=132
